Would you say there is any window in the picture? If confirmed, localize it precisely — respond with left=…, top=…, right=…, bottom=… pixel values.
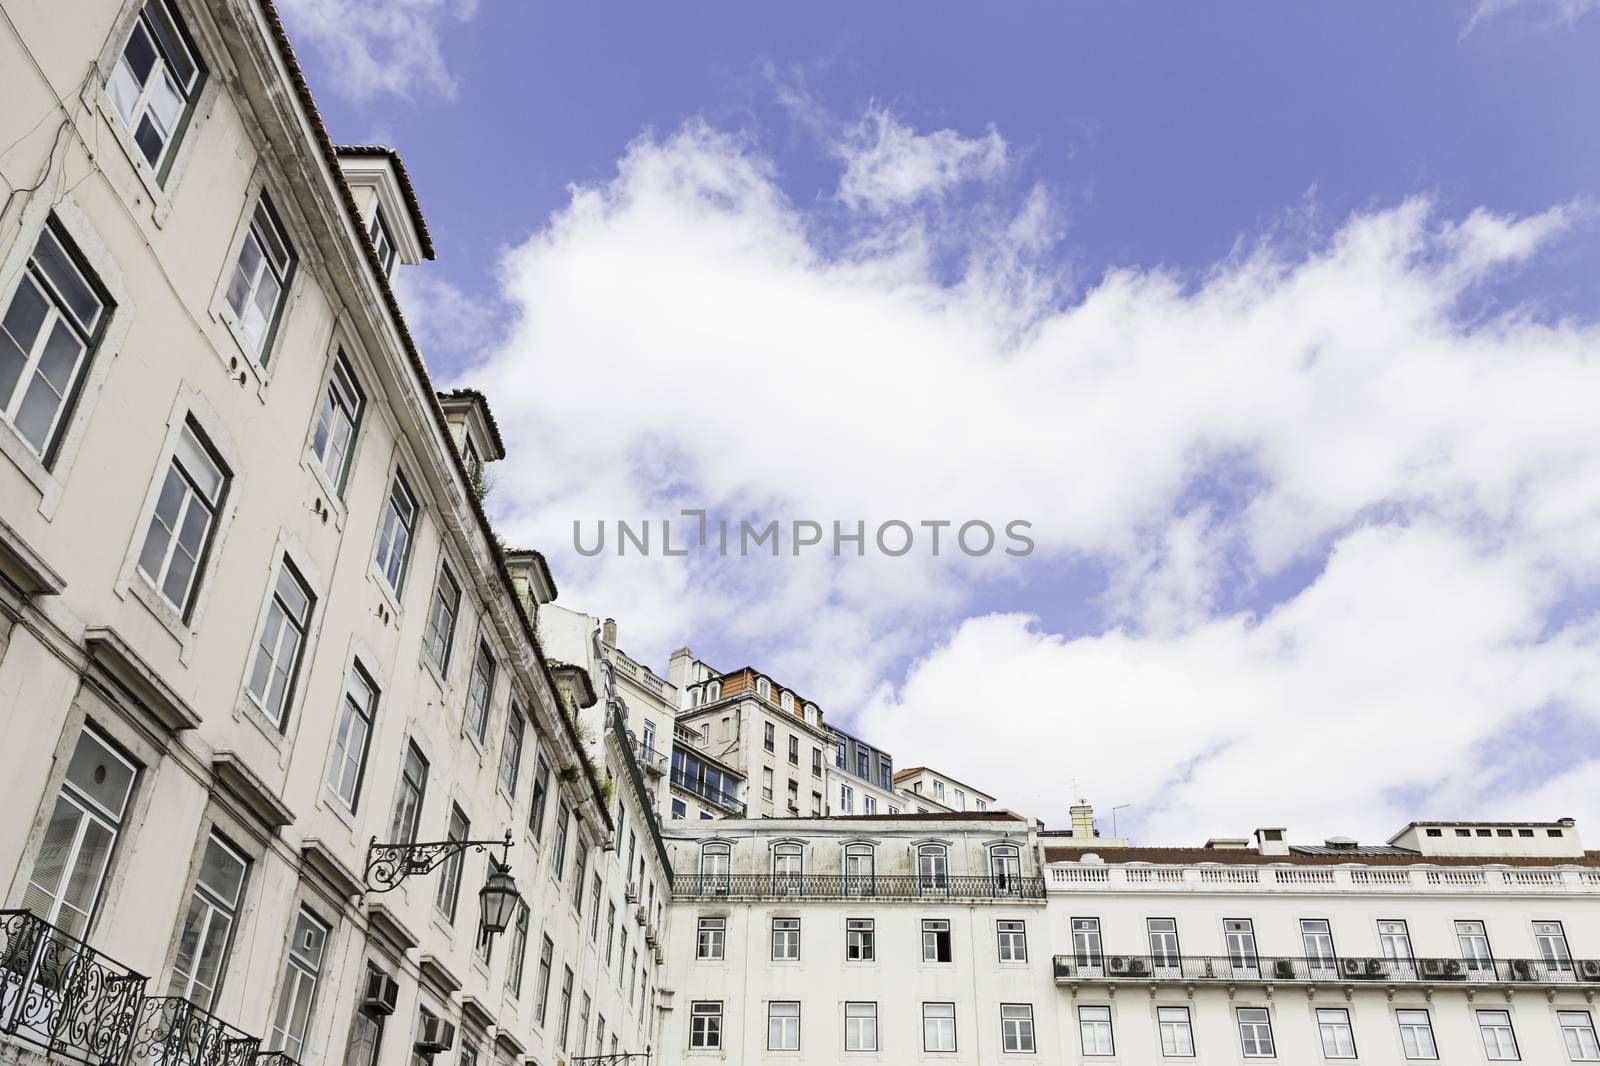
left=696, top=917, right=724, bottom=960
left=434, top=805, right=468, bottom=921
left=459, top=1039, right=477, bottom=1066
left=763, top=721, right=775, bottom=752
left=605, top=902, right=617, bottom=964
left=1000, top=1004, right=1034, bottom=1054
left=762, top=767, right=773, bottom=801
left=812, top=791, right=824, bottom=815
left=1537, top=921, right=1575, bottom=972
left=780, top=691, right=794, bottom=713
left=1300, top=919, right=1335, bottom=973
left=772, top=917, right=800, bottom=961
left=1078, top=1005, right=1112, bottom=1056
left=757, top=677, right=771, bottom=698
left=773, top=842, right=802, bottom=893
left=367, top=207, right=397, bottom=277
left=786, top=779, right=799, bottom=812
left=846, top=918, right=874, bottom=961
left=954, top=787, right=965, bottom=809
left=1560, top=1011, right=1600, bottom=1060
left=1147, top=917, right=1179, bottom=970
left=1072, top=918, right=1103, bottom=968
left=576, top=994, right=590, bottom=1055
left=804, top=704, right=818, bottom=725
left=998, top=920, right=1027, bottom=962
left=556, top=967, right=573, bottom=1050
left=1316, top=1008, right=1356, bottom=1058
left=345, top=964, right=385, bottom=1066
left=845, top=1002, right=876, bottom=1052
left=23, top=728, right=137, bottom=939
left=922, top=918, right=952, bottom=962
left=1224, top=919, right=1258, bottom=970
left=690, top=1002, right=722, bottom=1049
left=1477, top=1010, right=1518, bottom=1060
left=706, top=680, right=721, bottom=701
left=244, top=559, right=314, bottom=728
left=373, top=475, right=417, bottom=593
left=534, top=936, right=553, bottom=1025
left=552, top=799, right=570, bottom=879
left=1237, top=1008, right=1274, bottom=1058
left=1, top=219, right=111, bottom=461
left=975, top=798, right=986, bottom=810
left=788, top=735, right=799, bottom=764
left=990, top=844, right=1022, bottom=894
left=700, top=842, right=731, bottom=891
left=767, top=1001, right=799, bottom=1051
left=836, top=740, right=846, bottom=768
left=1456, top=920, right=1493, bottom=970
left=326, top=664, right=377, bottom=811
left=670, top=798, right=685, bottom=820
left=1379, top=920, right=1415, bottom=970
left=1158, top=1006, right=1195, bottom=1057
left=223, top=197, right=295, bottom=357
left=862, top=796, right=876, bottom=815
left=106, top=1, right=203, bottom=175
left=1396, top=1009, right=1437, bottom=1059
left=529, top=755, right=550, bottom=838
left=387, top=741, right=428, bottom=849
left=812, top=748, right=823, bottom=776
left=844, top=843, right=875, bottom=895
left=166, top=832, right=248, bottom=1009
left=137, top=418, right=228, bottom=617
left=589, top=875, right=602, bottom=940
left=505, top=902, right=530, bottom=994
left=424, top=567, right=461, bottom=673
left=917, top=843, right=949, bottom=894
left=889, top=805, right=900, bottom=815
left=572, top=845, right=587, bottom=911
left=856, top=749, right=869, bottom=778
left=499, top=702, right=525, bottom=795
left=311, top=351, right=363, bottom=489
left=878, top=755, right=892, bottom=789
left=923, top=1003, right=956, bottom=1052
left=839, top=784, right=853, bottom=813
left=932, top=780, right=944, bottom=800
left=268, top=908, right=328, bottom=1057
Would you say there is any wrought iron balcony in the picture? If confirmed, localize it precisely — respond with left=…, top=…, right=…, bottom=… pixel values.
left=668, top=769, right=745, bottom=816
left=630, top=737, right=667, bottom=777
left=0, top=909, right=148, bottom=1066
left=673, top=873, right=1047, bottom=901
left=129, top=996, right=260, bottom=1066
left=250, top=1053, right=302, bottom=1066
left=1052, top=952, right=1600, bottom=987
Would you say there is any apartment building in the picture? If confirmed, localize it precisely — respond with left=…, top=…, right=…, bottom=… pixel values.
left=823, top=723, right=900, bottom=817
left=896, top=766, right=997, bottom=814
left=0, top=5, right=665, bottom=1066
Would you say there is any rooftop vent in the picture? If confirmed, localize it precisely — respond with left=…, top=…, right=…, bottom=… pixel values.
left=1324, top=836, right=1359, bottom=849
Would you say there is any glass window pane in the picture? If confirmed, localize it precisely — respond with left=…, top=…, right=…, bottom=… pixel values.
left=34, top=229, right=103, bottom=335
left=65, top=730, right=136, bottom=818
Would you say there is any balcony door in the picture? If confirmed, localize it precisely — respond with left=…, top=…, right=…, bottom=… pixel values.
left=1071, top=918, right=1103, bottom=975
left=989, top=846, right=1022, bottom=897
left=1455, top=920, right=1493, bottom=976
left=1378, top=920, right=1415, bottom=978
left=22, top=728, right=138, bottom=940
left=772, top=844, right=803, bottom=896
left=1224, top=919, right=1258, bottom=977
left=1301, top=919, right=1336, bottom=978
left=844, top=844, right=875, bottom=897
left=1147, top=918, right=1181, bottom=976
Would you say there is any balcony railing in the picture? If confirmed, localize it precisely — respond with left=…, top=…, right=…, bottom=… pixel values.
left=631, top=738, right=667, bottom=777
left=0, top=909, right=148, bottom=1066
left=673, top=873, right=1047, bottom=901
left=129, top=997, right=260, bottom=1066
left=1047, top=863, right=1600, bottom=894
left=1051, top=953, right=1600, bottom=987
left=668, top=769, right=745, bottom=816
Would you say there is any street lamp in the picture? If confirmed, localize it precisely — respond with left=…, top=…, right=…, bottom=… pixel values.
left=364, top=829, right=521, bottom=943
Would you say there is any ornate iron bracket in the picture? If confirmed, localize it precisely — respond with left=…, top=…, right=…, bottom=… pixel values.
left=364, top=829, right=514, bottom=894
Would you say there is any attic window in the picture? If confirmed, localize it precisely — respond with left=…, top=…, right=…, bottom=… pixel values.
left=1497, top=829, right=1512, bottom=837
left=462, top=436, right=483, bottom=483
left=1262, top=830, right=1283, bottom=841
left=1425, top=829, right=1442, bottom=837
left=367, top=206, right=396, bottom=276
left=1476, top=829, right=1492, bottom=837
left=1455, top=829, right=1471, bottom=837
left=1548, top=829, right=1564, bottom=837
left=1518, top=829, right=1535, bottom=837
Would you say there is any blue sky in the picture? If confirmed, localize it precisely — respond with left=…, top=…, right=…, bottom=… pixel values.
left=282, top=0, right=1600, bottom=841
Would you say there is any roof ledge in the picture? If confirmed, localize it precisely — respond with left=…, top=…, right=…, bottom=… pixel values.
left=334, top=145, right=434, bottom=261
left=211, top=752, right=295, bottom=829
left=0, top=515, right=65, bottom=597
left=84, top=627, right=202, bottom=733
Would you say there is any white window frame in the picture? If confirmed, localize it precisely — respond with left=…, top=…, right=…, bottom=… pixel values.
left=1316, top=1007, right=1356, bottom=1059
left=423, top=564, right=462, bottom=675
left=689, top=1001, right=722, bottom=1049
left=1158, top=1006, right=1195, bottom=1057
left=267, top=907, right=329, bottom=1058
left=1476, top=1009, right=1518, bottom=1061
left=166, top=832, right=249, bottom=1010
left=373, top=473, right=417, bottom=595
left=696, top=917, right=724, bottom=960
left=1078, top=1005, right=1113, bottom=1057
left=104, top=0, right=204, bottom=180
left=998, top=919, right=1027, bottom=962
left=135, top=416, right=228, bottom=620
left=220, top=195, right=295, bottom=363
left=309, top=349, right=363, bottom=493
left=844, top=1002, right=876, bottom=1053
left=1000, top=1004, right=1035, bottom=1054
left=767, top=1001, right=800, bottom=1052
left=771, top=917, right=800, bottom=961
left=1237, top=1007, right=1275, bottom=1058
left=245, top=557, right=313, bottom=729
left=846, top=918, right=874, bottom=962
left=923, top=1002, right=956, bottom=1053
left=1396, top=1008, right=1437, bottom=1060
left=1559, top=1010, right=1600, bottom=1060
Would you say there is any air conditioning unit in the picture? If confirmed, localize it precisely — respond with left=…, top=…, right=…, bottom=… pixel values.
left=361, top=971, right=399, bottom=1016
left=653, top=945, right=664, bottom=966
left=787, top=801, right=800, bottom=813
left=414, top=1016, right=455, bottom=1055
left=625, top=883, right=638, bottom=903
left=1418, top=958, right=1465, bottom=980
left=645, top=925, right=658, bottom=947
left=635, top=905, right=647, bottom=925
left=1339, top=957, right=1379, bottom=979
left=1272, top=958, right=1297, bottom=980
left=1509, top=958, right=1536, bottom=981
left=1579, top=959, right=1600, bottom=982
left=1106, top=955, right=1141, bottom=976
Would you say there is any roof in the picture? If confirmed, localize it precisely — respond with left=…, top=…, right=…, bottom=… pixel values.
left=892, top=766, right=996, bottom=800
left=256, top=0, right=609, bottom=831
left=332, top=144, right=435, bottom=259
left=1043, top=845, right=1600, bottom=869
left=503, top=548, right=558, bottom=603
left=436, top=387, right=507, bottom=459
left=1288, top=844, right=1418, bottom=857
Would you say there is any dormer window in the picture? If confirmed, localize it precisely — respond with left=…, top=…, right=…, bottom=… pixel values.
left=367, top=207, right=396, bottom=277
left=707, top=681, right=721, bottom=702
left=804, top=704, right=818, bottom=726
left=756, top=678, right=770, bottom=699
left=780, top=691, right=794, bottom=714
left=462, top=436, right=483, bottom=484
left=107, top=0, right=204, bottom=179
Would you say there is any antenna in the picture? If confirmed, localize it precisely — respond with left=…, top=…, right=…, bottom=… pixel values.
left=1111, top=804, right=1132, bottom=839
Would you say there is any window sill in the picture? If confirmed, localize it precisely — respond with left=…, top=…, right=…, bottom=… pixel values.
left=367, top=564, right=406, bottom=624
left=0, top=420, right=60, bottom=517
left=316, top=788, right=360, bottom=838
left=301, top=454, right=349, bottom=532
left=127, top=573, right=194, bottom=655
left=235, top=692, right=290, bottom=758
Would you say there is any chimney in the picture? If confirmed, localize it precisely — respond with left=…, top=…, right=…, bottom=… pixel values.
left=1070, top=803, right=1097, bottom=838
left=667, top=647, right=694, bottom=691
left=1255, top=827, right=1289, bottom=857
left=602, top=618, right=617, bottom=646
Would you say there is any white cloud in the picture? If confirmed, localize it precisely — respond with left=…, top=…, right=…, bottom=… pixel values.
left=836, top=107, right=1009, bottom=212
left=277, top=0, right=477, bottom=103
left=1464, top=0, right=1600, bottom=34
left=394, top=263, right=503, bottom=363
left=460, top=112, right=1600, bottom=839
